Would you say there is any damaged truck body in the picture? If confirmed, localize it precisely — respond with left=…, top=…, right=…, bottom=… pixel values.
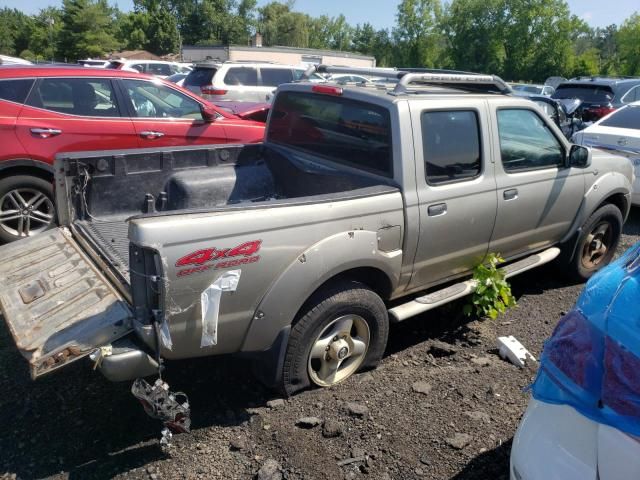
left=0, top=67, right=634, bottom=396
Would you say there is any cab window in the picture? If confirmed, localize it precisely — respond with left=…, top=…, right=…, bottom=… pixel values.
left=422, top=110, right=481, bottom=185
left=497, top=109, right=564, bottom=172
left=122, top=79, right=203, bottom=119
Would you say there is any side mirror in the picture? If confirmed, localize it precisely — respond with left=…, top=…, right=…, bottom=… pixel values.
left=201, top=104, right=217, bottom=122
left=569, top=144, right=590, bottom=168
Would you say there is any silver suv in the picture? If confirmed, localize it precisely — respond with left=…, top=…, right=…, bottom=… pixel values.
left=183, top=61, right=322, bottom=102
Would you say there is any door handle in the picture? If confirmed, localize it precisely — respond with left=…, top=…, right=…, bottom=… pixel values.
left=139, top=131, right=165, bottom=139
left=427, top=203, right=447, bottom=216
left=503, top=189, right=518, bottom=201
left=30, top=128, right=62, bottom=138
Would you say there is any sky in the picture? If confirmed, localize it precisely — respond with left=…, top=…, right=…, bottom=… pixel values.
left=3, top=0, right=638, bottom=30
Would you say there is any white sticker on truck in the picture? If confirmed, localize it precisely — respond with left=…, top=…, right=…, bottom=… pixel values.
left=200, top=270, right=241, bottom=347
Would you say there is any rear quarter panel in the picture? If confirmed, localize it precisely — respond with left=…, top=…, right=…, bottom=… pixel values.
left=129, top=191, right=404, bottom=359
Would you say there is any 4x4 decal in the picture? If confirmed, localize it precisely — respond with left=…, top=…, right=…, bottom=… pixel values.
left=176, top=240, right=261, bottom=277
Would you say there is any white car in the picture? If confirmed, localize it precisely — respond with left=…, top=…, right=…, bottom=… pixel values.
left=78, top=58, right=110, bottom=68
left=107, top=59, right=190, bottom=78
left=183, top=62, right=325, bottom=102
left=511, top=244, right=640, bottom=480
left=573, top=101, right=640, bottom=205
left=511, top=398, right=640, bottom=480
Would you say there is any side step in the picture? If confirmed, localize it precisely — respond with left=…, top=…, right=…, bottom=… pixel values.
left=388, top=247, right=560, bottom=322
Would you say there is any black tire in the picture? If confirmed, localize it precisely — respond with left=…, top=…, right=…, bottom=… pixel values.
left=0, top=175, right=56, bottom=244
left=281, top=280, right=389, bottom=396
left=565, top=204, right=623, bottom=282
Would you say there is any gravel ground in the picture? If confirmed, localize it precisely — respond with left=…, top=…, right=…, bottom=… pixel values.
left=2, top=209, right=639, bottom=480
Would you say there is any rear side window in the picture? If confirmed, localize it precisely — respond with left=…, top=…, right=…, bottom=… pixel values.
left=268, top=91, right=392, bottom=177
left=26, top=78, right=120, bottom=117
left=129, top=64, right=146, bottom=73
left=497, top=109, right=564, bottom=172
left=223, top=67, right=258, bottom=86
left=621, top=86, right=640, bottom=104
left=600, top=105, right=640, bottom=130
left=260, top=68, right=293, bottom=87
left=552, top=85, right=614, bottom=103
left=184, top=68, right=216, bottom=87
left=0, top=79, right=34, bottom=104
left=422, top=110, right=481, bottom=185
left=148, top=63, right=172, bottom=76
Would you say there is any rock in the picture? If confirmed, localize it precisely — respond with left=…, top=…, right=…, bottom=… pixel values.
left=266, top=399, right=285, bottom=409
left=415, top=467, right=425, bottom=476
left=322, top=420, right=344, bottom=438
left=346, top=402, right=369, bottom=418
left=464, top=411, right=490, bottom=423
left=359, top=372, right=375, bottom=383
left=295, top=417, right=322, bottom=428
left=149, top=474, right=158, bottom=480
left=257, top=459, right=282, bottom=480
left=411, top=381, right=433, bottom=395
left=471, top=356, right=492, bottom=367
left=230, top=438, right=247, bottom=451
left=446, top=433, right=473, bottom=450
left=419, top=455, right=431, bottom=466
left=428, top=340, right=458, bottom=357
left=351, top=447, right=365, bottom=458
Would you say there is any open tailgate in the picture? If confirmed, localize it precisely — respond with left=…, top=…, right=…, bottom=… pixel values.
left=0, top=228, right=133, bottom=378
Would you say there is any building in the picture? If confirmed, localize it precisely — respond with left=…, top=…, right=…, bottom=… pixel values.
left=181, top=44, right=376, bottom=68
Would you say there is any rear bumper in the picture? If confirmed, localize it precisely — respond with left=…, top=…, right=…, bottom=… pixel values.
left=510, top=398, right=598, bottom=480
left=96, top=337, right=159, bottom=382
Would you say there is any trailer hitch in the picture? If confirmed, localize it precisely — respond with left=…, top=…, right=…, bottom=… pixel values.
left=131, top=378, right=191, bottom=448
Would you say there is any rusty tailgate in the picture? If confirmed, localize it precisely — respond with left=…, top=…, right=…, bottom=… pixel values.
left=0, top=228, right=133, bottom=378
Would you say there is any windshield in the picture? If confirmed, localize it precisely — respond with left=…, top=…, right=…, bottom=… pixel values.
left=268, top=91, right=393, bottom=177
left=600, top=105, right=640, bottom=130
left=552, top=85, right=614, bottom=103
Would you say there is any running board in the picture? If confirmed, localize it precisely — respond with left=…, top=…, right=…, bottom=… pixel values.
left=388, top=247, right=560, bottom=322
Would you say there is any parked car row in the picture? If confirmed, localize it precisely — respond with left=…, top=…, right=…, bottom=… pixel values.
left=0, top=66, right=265, bottom=242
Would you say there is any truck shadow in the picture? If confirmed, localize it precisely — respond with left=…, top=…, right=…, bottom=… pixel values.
left=450, top=439, right=512, bottom=480
left=0, top=321, right=270, bottom=479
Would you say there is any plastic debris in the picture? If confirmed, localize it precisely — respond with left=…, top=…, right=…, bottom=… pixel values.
left=200, top=269, right=241, bottom=347
left=131, top=378, right=191, bottom=447
left=497, top=335, right=536, bottom=368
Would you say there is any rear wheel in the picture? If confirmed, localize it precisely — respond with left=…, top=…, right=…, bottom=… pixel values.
left=0, top=175, right=56, bottom=243
left=566, top=204, right=622, bottom=282
left=281, top=280, right=388, bottom=396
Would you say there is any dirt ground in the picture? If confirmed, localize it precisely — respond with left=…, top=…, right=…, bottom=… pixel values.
left=2, top=209, right=639, bottom=480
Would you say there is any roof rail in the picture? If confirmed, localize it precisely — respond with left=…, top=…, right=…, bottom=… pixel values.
left=303, top=64, right=511, bottom=94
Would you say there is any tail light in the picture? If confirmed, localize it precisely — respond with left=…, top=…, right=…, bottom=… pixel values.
left=546, top=310, right=600, bottom=388
left=201, top=86, right=227, bottom=96
left=589, top=106, right=616, bottom=119
left=602, top=337, right=640, bottom=417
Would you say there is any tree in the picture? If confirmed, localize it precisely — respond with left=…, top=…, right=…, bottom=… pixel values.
left=0, top=8, right=34, bottom=57
left=58, top=0, right=119, bottom=61
left=617, top=13, right=640, bottom=76
left=394, top=0, right=444, bottom=67
left=258, top=2, right=310, bottom=47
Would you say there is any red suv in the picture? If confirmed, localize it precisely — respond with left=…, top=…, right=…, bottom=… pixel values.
left=0, top=66, right=265, bottom=242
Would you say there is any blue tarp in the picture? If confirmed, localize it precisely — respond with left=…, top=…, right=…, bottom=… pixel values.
left=532, top=242, right=640, bottom=437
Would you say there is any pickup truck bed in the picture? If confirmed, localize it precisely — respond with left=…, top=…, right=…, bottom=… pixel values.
left=58, top=144, right=395, bottom=284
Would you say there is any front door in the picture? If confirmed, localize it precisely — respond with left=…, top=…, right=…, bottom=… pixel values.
left=119, top=79, right=228, bottom=148
left=489, top=108, right=585, bottom=260
left=16, top=77, right=138, bottom=164
left=408, top=99, right=498, bottom=290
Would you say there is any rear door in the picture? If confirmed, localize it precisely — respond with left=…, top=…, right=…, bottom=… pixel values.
left=408, top=99, right=498, bottom=289
left=0, top=228, right=132, bottom=378
left=489, top=106, right=585, bottom=260
left=119, top=78, right=228, bottom=147
left=16, top=76, right=139, bottom=164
